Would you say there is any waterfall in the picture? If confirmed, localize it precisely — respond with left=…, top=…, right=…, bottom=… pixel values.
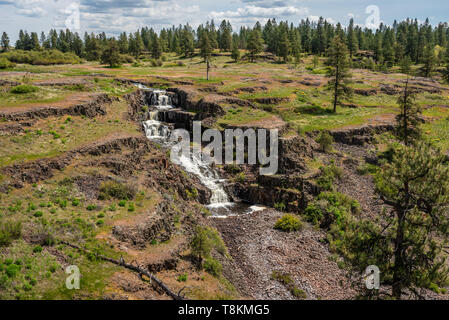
left=139, top=85, right=233, bottom=212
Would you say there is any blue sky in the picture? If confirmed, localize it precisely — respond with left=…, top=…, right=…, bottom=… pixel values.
left=0, top=0, right=448, bottom=41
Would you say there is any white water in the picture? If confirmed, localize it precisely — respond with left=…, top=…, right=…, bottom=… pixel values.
left=139, top=85, right=233, bottom=211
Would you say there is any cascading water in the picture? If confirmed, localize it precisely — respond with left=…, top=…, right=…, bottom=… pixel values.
left=138, top=84, right=265, bottom=217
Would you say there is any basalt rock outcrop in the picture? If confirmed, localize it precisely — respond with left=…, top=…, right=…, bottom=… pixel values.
left=0, top=93, right=116, bottom=122
left=330, top=124, right=394, bottom=145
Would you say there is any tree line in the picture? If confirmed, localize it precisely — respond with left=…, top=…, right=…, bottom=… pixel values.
left=1, top=17, right=448, bottom=64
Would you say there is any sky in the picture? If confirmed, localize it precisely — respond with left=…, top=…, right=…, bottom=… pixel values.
left=0, top=0, right=448, bottom=41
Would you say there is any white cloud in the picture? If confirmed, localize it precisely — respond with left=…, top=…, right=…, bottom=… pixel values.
left=16, top=7, right=46, bottom=17
left=210, top=5, right=308, bottom=21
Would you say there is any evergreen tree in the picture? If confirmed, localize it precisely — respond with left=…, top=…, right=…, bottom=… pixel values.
left=347, top=18, right=358, bottom=58
left=200, top=31, right=212, bottom=61
left=443, top=44, right=449, bottom=84
left=395, top=78, right=422, bottom=145
left=118, top=32, right=129, bottom=54
left=219, top=20, right=232, bottom=52
left=278, top=27, right=290, bottom=63
left=231, top=39, right=240, bottom=62
left=375, top=142, right=449, bottom=299
left=1, top=32, right=9, bottom=52
left=151, top=34, right=162, bottom=59
left=332, top=142, right=449, bottom=300
left=84, top=33, right=102, bottom=61
left=101, top=39, right=121, bottom=67
left=181, top=26, right=194, bottom=58
left=291, top=30, right=302, bottom=67
left=247, top=28, right=263, bottom=62
left=420, top=45, right=436, bottom=77
left=30, top=32, right=40, bottom=50
left=400, top=55, right=413, bottom=75
left=326, top=36, right=352, bottom=113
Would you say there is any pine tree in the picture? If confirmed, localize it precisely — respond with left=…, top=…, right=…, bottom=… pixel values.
left=1, top=32, right=9, bottom=52
left=291, top=30, right=302, bottom=67
left=443, top=44, right=449, bottom=84
left=375, top=142, right=449, bottom=299
left=395, top=78, right=422, bottom=145
left=399, top=55, right=413, bottom=75
left=247, top=28, right=263, bottom=62
left=30, top=32, right=40, bottom=51
left=347, top=18, right=358, bottom=58
left=219, top=20, right=232, bottom=52
left=420, top=45, right=436, bottom=77
left=118, top=32, right=129, bottom=54
left=200, top=31, right=212, bottom=61
left=332, top=142, right=449, bottom=300
left=231, top=39, right=240, bottom=62
left=181, top=26, right=194, bottom=58
left=101, top=39, right=121, bottom=68
left=151, top=34, right=162, bottom=59
left=326, top=36, right=352, bottom=113
left=278, top=27, right=290, bottom=63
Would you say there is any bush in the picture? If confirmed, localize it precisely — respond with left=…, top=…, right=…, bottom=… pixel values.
left=316, top=162, right=343, bottom=191
left=177, top=273, right=188, bottom=282
left=71, top=198, right=80, bottom=206
left=305, top=191, right=360, bottom=229
left=33, top=245, right=43, bottom=253
left=274, top=214, right=302, bottom=232
left=10, top=84, right=38, bottom=94
left=274, top=202, right=286, bottom=212
left=5, top=264, right=20, bottom=278
left=98, top=181, right=136, bottom=200
left=150, top=59, right=163, bottom=67
left=33, top=211, right=43, bottom=218
left=316, top=131, right=334, bottom=152
left=118, top=200, right=126, bottom=207
left=0, top=49, right=82, bottom=65
left=86, top=204, right=97, bottom=211
left=203, top=258, right=222, bottom=277
left=0, top=221, right=22, bottom=247
left=127, top=202, right=135, bottom=212
left=0, top=57, right=15, bottom=69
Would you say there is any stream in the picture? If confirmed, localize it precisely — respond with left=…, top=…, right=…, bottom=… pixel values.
left=137, top=84, right=265, bottom=217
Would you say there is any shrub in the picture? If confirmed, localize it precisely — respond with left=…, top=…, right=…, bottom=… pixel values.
left=150, top=59, right=163, bottom=67
left=203, top=258, right=222, bottom=277
left=316, top=162, right=343, bottom=191
left=274, top=214, right=302, bottom=232
left=5, top=264, right=20, bottom=278
left=32, top=245, right=43, bottom=253
left=10, top=84, right=38, bottom=94
left=190, top=226, right=227, bottom=263
left=86, top=204, right=97, bottom=211
left=274, top=202, right=286, bottom=212
left=98, top=181, right=136, bottom=200
left=0, top=57, right=15, bottom=69
left=177, top=273, right=188, bottom=282
left=185, top=188, right=198, bottom=200
left=127, top=203, right=135, bottom=212
left=305, top=191, right=360, bottom=229
left=1, top=49, right=82, bottom=65
left=118, top=200, right=126, bottom=207
left=0, top=221, right=22, bottom=247
left=71, top=198, right=80, bottom=206
left=33, top=211, right=43, bottom=218
left=316, top=131, right=334, bottom=152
